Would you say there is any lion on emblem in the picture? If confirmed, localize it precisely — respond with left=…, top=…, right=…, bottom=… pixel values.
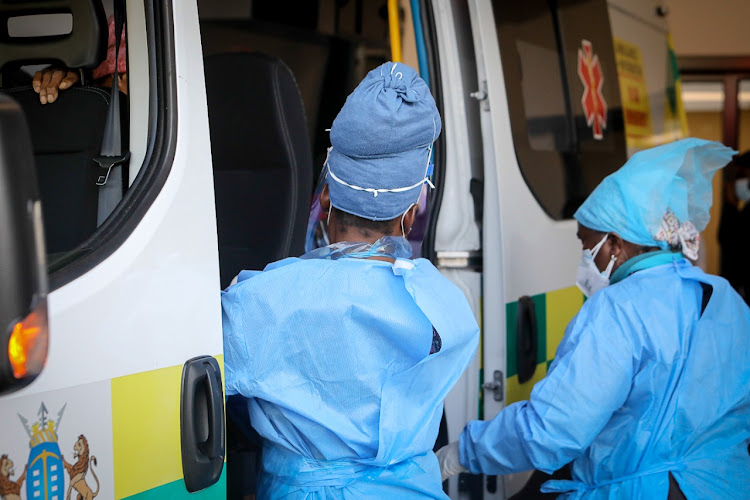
left=62, top=435, right=99, bottom=500
left=0, top=454, right=26, bottom=500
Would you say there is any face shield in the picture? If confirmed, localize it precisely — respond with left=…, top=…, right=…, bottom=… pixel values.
left=305, top=164, right=330, bottom=253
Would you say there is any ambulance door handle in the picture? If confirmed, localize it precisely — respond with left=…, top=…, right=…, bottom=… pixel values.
left=180, top=355, right=225, bottom=493
left=201, top=361, right=224, bottom=459
left=516, top=296, right=538, bottom=384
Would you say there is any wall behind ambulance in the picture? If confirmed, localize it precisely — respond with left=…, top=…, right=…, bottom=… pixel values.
left=665, top=0, right=750, bottom=56
left=664, top=0, right=750, bottom=275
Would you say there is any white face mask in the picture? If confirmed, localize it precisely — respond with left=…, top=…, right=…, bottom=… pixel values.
left=576, top=233, right=617, bottom=297
left=735, top=178, right=750, bottom=203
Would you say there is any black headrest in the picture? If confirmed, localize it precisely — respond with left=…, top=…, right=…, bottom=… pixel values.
left=204, top=52, right=311, bottom=174
left=0, top=0, right=106, bottom=71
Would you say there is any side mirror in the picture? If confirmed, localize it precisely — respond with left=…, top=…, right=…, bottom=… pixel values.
left=0, top=94, right=48, bottom=394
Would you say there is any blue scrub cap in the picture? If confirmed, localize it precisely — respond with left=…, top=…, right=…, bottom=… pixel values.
left=574, top=138, right=735, bottom=250
left=326, top=61, right=441, bottom=221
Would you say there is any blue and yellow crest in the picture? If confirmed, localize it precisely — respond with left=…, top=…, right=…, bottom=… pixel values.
left=18, top=403, right=66, bottom=500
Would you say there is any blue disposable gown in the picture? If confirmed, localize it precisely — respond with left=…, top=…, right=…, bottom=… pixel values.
left=223, top=255, right=479, bottom=499
left=460, top=257, right=750, bottom=499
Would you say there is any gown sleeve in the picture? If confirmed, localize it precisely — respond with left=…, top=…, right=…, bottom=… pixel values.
left=221, top=273, right=264, bottom=397
left=221, top=259, right=300, bottom=397
left=459, top=296, right=636, bottom=475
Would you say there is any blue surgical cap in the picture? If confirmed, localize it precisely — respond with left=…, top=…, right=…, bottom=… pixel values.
left=574, top=138, right=735, bottom=248
left=326, top=62, right=441, bottom=221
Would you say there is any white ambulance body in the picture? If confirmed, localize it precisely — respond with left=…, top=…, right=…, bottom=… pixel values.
left=463, top=0, right=682, bottom=498
left=0, top=0, right=682, bottom=498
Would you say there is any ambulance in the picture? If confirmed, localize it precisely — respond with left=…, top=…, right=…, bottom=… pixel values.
left=0, top=0, right=686, bottom=498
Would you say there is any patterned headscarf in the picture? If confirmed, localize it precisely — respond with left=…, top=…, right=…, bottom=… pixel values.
left=654, top=208, right=700, bottom=260
left=92, top=15, right=126, bottom=80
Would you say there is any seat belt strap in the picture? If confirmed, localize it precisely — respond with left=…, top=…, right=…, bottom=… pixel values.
left=96, top=0, right=129, bottom=226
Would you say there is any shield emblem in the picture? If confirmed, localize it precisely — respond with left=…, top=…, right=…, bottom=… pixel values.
left=26, top=441, right=65, bottom=500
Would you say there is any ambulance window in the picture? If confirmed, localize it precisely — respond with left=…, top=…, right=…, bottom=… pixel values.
left=0, top=0, right=171, bottom=289
left=514, top=12, right=572, bottom=152
left=493, top=0, right=627, bottom=219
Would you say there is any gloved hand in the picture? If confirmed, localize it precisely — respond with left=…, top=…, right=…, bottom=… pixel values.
left=436, top=440, right=467, bottom=481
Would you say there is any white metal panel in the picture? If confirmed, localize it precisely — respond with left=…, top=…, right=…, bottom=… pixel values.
left=467, top=0, right=584, bottom=496
left=432, top=0, right=482, bottom=253
left=467, top=0, right=581, bottom=423
left=8, top=0, right=222, bottom=398
left=430, top=3, right=486, bottom=497
left=126, top=0, right=150, bottom=184
left=469, top=0, right=579, bottom=307
left=466, top=1, right=506, bottom=498
left=440, top=269, right=481, bottom=500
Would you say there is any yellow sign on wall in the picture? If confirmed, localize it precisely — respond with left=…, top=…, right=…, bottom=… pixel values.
left=614, top=38, right=653, bottom=143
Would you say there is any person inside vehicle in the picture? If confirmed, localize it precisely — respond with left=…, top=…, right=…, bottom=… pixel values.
left=718, top=150, right=750, bottom=303
left=32, top=14, right=126, bottom=104
left=437, top=138, right=750, bottom=499
left=222, top=61, right=479, bottom=499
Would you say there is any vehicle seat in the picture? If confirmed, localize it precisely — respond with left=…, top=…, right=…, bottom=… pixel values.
left=204, top=52, right=313, bottom=288
left=0, top=0, right=126, bottom=259
left=199, top=20, right=358, bottom=179
left=1, top=87, right=127, bottom=256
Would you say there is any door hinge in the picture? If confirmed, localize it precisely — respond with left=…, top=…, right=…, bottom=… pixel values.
left=436, top=250, right=482, bottom=270
left=470, top=80, right=489, bottom=111
left=482, top=369, right=504, bottom=402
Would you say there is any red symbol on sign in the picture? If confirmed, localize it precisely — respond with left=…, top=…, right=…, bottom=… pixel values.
left=577, top=40, right=607, bottom=140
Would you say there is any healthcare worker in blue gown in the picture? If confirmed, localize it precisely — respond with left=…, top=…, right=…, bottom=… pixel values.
left=222, top=61, right=479, bottom=499
left=437, top=138, right=750, bottom=499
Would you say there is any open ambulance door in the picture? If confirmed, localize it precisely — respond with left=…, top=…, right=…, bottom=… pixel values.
left=467, top=0, right=627, bottom=497
left=0, top=0, right=225, bottom=497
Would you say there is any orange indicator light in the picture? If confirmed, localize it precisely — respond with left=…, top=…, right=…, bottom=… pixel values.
left=7, top=311, right=46, bottom=379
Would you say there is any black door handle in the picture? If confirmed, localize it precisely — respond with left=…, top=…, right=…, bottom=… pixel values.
left=181, top=355, right=225, bottom=493
left=516, top=296, right=538, bottom=384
